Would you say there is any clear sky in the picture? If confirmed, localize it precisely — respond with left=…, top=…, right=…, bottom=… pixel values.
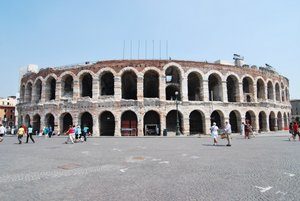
left=0, top=0, right=299, bottom=99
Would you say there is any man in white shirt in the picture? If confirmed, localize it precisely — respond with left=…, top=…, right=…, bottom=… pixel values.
left=0, top=124, right=6, bottom=142
left=224, top=121, right=232, bottom=146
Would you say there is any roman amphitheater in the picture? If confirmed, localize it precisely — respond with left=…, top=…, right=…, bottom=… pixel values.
left=17, top=60, right=291, bottom=136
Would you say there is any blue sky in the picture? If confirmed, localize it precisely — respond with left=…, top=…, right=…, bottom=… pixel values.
left=0, top=0, right=299, bottom=98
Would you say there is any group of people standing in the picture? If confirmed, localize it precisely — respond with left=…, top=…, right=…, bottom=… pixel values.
left=64, top=125, right=89, bottom=144
left=15, top=124, right=35, bottom=144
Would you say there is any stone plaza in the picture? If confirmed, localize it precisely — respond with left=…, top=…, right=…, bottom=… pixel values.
left=0, top=132, right=299, bottom=201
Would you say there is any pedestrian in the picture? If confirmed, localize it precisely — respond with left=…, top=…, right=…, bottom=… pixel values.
left=76, top=125, right=83, bottom=142
left=244, top=120, right=251, bottom=139
left=291, top=121, right=300, bottom=141
left=240, top=122, right=245, bottom=136
left=210, top=122, right=219, bottom=146
left=48, top=126, right=53, bottom=138
left=65, top=125, right=75, bottom=144
left=17, top=125, right=25, bottom=144
left=75, top=125, right=80, bottom=142
left=26, top=124, right=35, bottom=143
left=82, top=125, right=89, bottom=141
left=224, top=121, right=232, bottom=146
left=0, top=124, right=6, bottom=142
left=43, top=126, right=49, bottom=138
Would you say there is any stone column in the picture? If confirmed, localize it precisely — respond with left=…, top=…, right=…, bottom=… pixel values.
left=93, top=115, right=100, bottom=136
left=182, top=76, right=188, bottom=102
left=73, top=80, right=80, bottom=101
left=41, top=82, right=46, bottom=103
left=92, top=77, right=99, bottom=100
left=265, top=84, right=268, bottom=102
left=54, top=114, right=60, bottom=135
left=182, top=116, right=189, bottom=136
left=274, top=117, right=278, bottom=131
left=138, top=113, right=144, bottom=136
left=203, top=80, right=209, bottom=102
left=253, top=84, right=257, bottom=102
left=55, top=81, right=61, bottom=101
left=137, top=75, right=143, bottom=101
left=160, top=113, right=166, bottom=136
left=159, top=76, right=166, bottom=100
left=114, top=76, right=121, bottom=101
left=222, top=81, right=228, bottom=102
left=205, top=117, right=212, bottom=135
left=239, top=82, right=243, bottom=102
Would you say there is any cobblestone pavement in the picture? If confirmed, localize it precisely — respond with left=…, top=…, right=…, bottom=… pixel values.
left=0, top=132, right=299, bottom=201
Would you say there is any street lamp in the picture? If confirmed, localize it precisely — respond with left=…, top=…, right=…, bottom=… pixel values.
left=175, top=91, right=181, bottom=136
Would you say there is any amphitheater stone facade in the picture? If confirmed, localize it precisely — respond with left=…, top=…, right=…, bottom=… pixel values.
left=17, top=60, right=291, bottom=136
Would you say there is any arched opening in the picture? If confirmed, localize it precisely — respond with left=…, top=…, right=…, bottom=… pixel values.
left=45, top=113, right=55, bottom=131
left=60, top=113, right=73, bottom=134
left=189, top=110, right=205, bottom=134
left=257, top=79, right=265, bottom=101
left=121, top=111, right=138, bottom=136
left=226, top=75, right=239, bottom=102
left=20, top=84, right=25, bottom=102
left=100, top=72, right=114, bottom=96
left=229, top=110, right=241, bottom=133
left=34, top=79, right=42, bottom=102
left=81, top=73, right=93, bottom=98
left=281, top=83, right=285, bottom=102
left=61, top=75, right=73, bottom=98
left=46, top=77, right=56, bottom=101
left=245, top=111, right=256, bottom=131
left=188, top=72, right=203, bottom=101
left=165, top=66, right=181, bottom=100
left=210, top=110, right=224, bottom=128
left=32, top=114, right=41, bottom=134
left=259, top=111, right=267, bottom=132
left=144, top=110, right=160, bottom=135
left=277, top=112, right=283, bottom=130
left=267, top=81, right=274, bottom=100
left=122, top=71, right=137, bottom=100
left=144, top=70, right=159, bottom=98
left=269, top=112, right=276, bottom=131
left=166, top=110, right=183, bottom=133
left=24, top=115, right=30, bottom=127
left=99, top=111, right=115, bottom=136
left=80, top=112, right=93, bottom=134
left=243, top=77, right=254, bottom=102
left=208, top=74, right=222, bottom=101
left=275, top=83, right=280, bottom=102
left=25, top=83, right=33, bottom=103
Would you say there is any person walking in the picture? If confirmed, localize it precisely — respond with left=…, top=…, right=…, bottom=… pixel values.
left=0, top=124, right=6, bottom=142
left=240, top=122, right=245, bottom=136
left=65, top=125, right=75, bottom=144
left=17, top=125, right=25, bottom=144
left=48, top=126, right=53, bottom=138
left=76, top=125, right=83, bottom=142
left=224, top=121, right=232, bottom=146
left=244, top=120, right=251, bottom=139
left=210, top=122, right=219, bottom=146
left=292, top=121, right=300, bottom=141
left=82, top=125, right=89, bottom=142
left=25, top=124, right=35, bottom=143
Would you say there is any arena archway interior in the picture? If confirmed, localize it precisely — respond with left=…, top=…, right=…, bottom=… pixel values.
left=243, top=77, right=254, bottom=102
left=210, top=110, right=224, bottom=128
left=267, top=81, right=274, bottom=100
left=80, top=112, right=93, bottom=134
left=60, top=113, right=73, bottom=134
left=121, top=111, right=137, bottom=136
left=229, top=110, right=241, bottom=133
left=269, top=111, right=276, bottom=131
left=277, top=112, right=283, bottom=130
left=144, top=110, right=160, bottom=135
left=100, top=72, right=114, bottom=96
left=275, top=83, right=280, bottom=102
left=245, top=111, right=256, bottom=130
left=81, top=73, right=93, bottom=98
left=24, top=115, right=31, bottom=127
left=166, top=85, right=181, bottom=101
left=34, top=79, right=42, bottom=102
left=257, top=79, right=265, bottom=100
left=46, top=77, right=56, bottom=101
left=25, top=83, right=32, bottom=102
left=122, top=71, right=137, bottom=100
left=259, top=111, right=267, bottom=132
left=189, top=110, right=204, bottom=134
left=32, top=114, right=41, bottom=134
left=99, top=111, right=115, bottom=136
left=165, top=66, right=181, bottom=101
left=62, top=75, right=73, bottom=98
left=45, top=113, right=55, bottom=131
left=227, top=75, right=239, bottom=102
left=209, top=74, right=222, bottom=101
left=188, top=72, right=203, bottom=101
left=166, top=110, right=183, bottom=133
left=144, top=70, right=159, bottom=98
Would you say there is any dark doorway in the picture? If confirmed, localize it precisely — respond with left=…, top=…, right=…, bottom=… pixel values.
left=81, top=73, right=93, bottom=98
left=166, top=85, right=181, bottom=101
left=122, top=71, right=137, bottom=100
left=166, top=110, right=183, bottom=133
left=61, top=113, right=73, bottom=133
left=269, top=112, right=276, bottom=131
left=62, top=75, right=73, bottom=98
left=188, top=72, right=203, bottom=101
left=34, top=79, right=42, bottom=102
left=32, top=114, right=41, bottom=134
left=80, top=112, right=93, bottom=134
left=144, top=111, right=160, bottom=135
left=100, top=72, right=114, bottom=96
left=227, top=75, right=238, bottom=102
left=24, top=115, right=30, bottom=127
left=229, top=111, right=240, bottom=133
left=210, top=110, right=223, bottom=128
left=189, top=110, right=204, bottom=134
left=144, top=71, right=159, bottom=98
left=259, top=111, right=267, bottom=132
left=208, top=74, right=222, bottom=101
left=121, top=111, right=138, bottom=136
left=100, top=111, right=115, bottom=136
left=45, top=113, right=55, bottom=131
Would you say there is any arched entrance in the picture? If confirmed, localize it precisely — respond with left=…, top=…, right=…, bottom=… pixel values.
left=32, top=114, right=41, bottom=134
left=267, top=81, right=274, bottom=100
left=24, top=115, right=31, bottom=127
left=144, top=111, right=160, bottom=136
left=166, top=110, right=183, bottom=133
left=122, top=71, right=137, bottom=100
left=189, top=110, right=205, bottom=134
left=61, top=74, right=74, bottom=98
left=275, top=83, right=280, bottom=101
left=243, top=77, right=254, bottom=102
left=144, top=70, right=159, bottom=98
left=34, top=79, right=42, bottom=102
left=269, top=111, right=276, bottom=131
left=99, top=111, right=115, bottom=136
left=227, top=75, right=239, bottom=102
left=60, top=113, right=73, bottom=134
left=80, top=112, right=93, bottom=134
left=208, top=74, right=222, bottom=101
left=245, top=111, right=256, bottom=130
left=188, top=72, right=203, bottom=101
left=81, top=73, right=93, bottom=98
left=257, top=79, right=265, bottom=100
left=46, top=77, right=56, bottom=101
left=259, top=111, right=267, bottom=132
left=229, top=110, right=241, bottom=133
left=121, top=111, right=138, bottom=136
left=100, top=72, right=114, bottom=96
left=277, top=112, right=283, bottom=130
left=210, top=110, right=224, bottom=128
left=45, top=113, right=55, bottom=131
left=165, top=66, right=181, bottom=101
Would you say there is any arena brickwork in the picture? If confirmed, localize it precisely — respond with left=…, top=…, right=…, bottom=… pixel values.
left=17, top=60, right=291, bottom=136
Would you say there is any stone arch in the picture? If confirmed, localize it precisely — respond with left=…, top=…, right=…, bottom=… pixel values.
left=226, top=74, right=239, bottom=102
left=267, top=81, right=274, bottom=100
left=229, top=110, right=241, bottom=133
left=210, top=110, right=224, bottom=128
left=277, top=112, right=283, bottom=130
left=189, top=110, right=205, bottom=134
left=242, top=76, right=254, bottom=102
left=275, top=82, right=280, bottom=101
left=269, top=111, right=276, bottom=131
left=33, top=79, right=42, bottom=102
left=61, top=74, right=74, bottom=98
left=208, top=73, right=223, bottom=101
left=144, top=70, right=159, bottom=98
left=256, top=78, right=266, bottom=100
left=163, top=62, right=184, bottom=76
left=32, top=114, right=41, bottom=134
left=245, top=110, right=256, bottom=131
left=45, top=76, right=56, bottom=101
left=121, top=70, right=137, bottom=100
left=281, top=83, right=285, bottom=102
left=100, top=71, right=114, bottom=96
left=25, top=82, right=33, bottom=103
left=24, top=114, right=31, bottom=127
left=259, top=111, right=267, bottom=132
left=20, top=84, right=25, bottom=102
left=144, top=110, right=160, bottom=135
left=188, top=71, right=203, bottom=101
left=121, top=110, right=138, bottom=136
left=79, top=72, right=93, bottom=98
left=165, top=65, right=182, bottom=101
left=166, top=84, right=181, bottom=101
left=60, top=113, right=73, bottom=134
left=79, top=112, right=93, bottom=134
left=166, top=110, right=183, bottom=133
left=45, top=113, right=55, bottom=131
left=99, top=111, right=115, bottom=136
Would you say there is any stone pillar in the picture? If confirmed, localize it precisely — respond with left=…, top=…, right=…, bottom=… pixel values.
left=114, top=114, right=121, bottom=136
left=264, top=84, right=268, bottom=102
left=56, top=81, right=61, bottom=100
left=274, top=117, right=278, bottom=131
left=93, top=115, right=100, bottom=136
left=114, top=76, right=121, bottom=101
left=253, top=84, right=257, bottom=102
left=205, top=117, right=212, bottom=135
left=273, top=86, right=276, bottom=102
left=254, top=116, right=259, bottom=133
left=239, top=82, right=243, bottom=102
left=183, top=116, right=189, bottom=136
left=54, top=114, right=60, bottom=135
left=73, top=80, right=80, bottom=100
left=159, top=76, right=166, bottom=100
left=92, top=77, right=99, bottom=100
left=222, top=81, right=228, bottom=102
left=137, top=75, right=143, bottom=101
left=182, top=76, right=188, bottom=102
left=138, top=113, right=144, bottom=136
left=160, top=113, right=166, bottom=136
left=203, top=80, right=209, bottom=102
left=41, top=82, right=46, bottom=103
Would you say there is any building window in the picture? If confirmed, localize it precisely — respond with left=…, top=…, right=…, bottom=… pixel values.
left=4, top=109, right=6, bottom=113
